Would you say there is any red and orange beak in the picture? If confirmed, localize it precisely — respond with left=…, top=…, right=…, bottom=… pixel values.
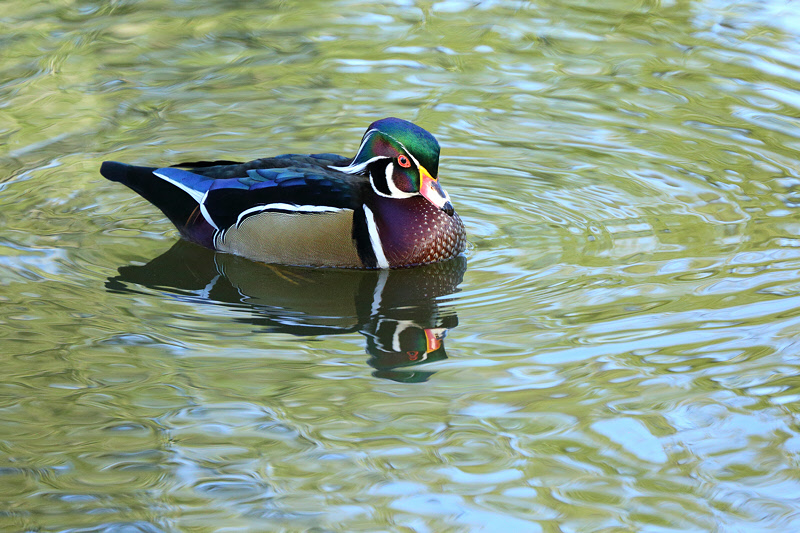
left=419, top=166, right=455, bottom=216
left=424, top=328, right=444, bottom=353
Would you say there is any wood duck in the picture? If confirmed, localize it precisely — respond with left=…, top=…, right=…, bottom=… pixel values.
left=100, top=117, right=466, bottom=269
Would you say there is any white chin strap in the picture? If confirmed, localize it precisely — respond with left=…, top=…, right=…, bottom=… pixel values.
left=371, top=161, right=415, bottom=199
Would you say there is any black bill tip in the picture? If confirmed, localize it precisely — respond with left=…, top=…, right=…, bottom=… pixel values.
left=442, top=201, right=455, bottom=217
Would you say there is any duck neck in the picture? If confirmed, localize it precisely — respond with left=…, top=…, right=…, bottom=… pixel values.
left=362, top=194, right=463, bottom=268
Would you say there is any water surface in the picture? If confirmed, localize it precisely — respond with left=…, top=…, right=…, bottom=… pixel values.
left=2, top=0, right=800, bottom=531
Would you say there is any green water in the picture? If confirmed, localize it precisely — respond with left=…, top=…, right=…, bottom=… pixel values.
left=3, top=0, right=800, bottom=531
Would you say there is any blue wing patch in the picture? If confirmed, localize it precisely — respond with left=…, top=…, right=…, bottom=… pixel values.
left=153, top=167, right=214, bottom=202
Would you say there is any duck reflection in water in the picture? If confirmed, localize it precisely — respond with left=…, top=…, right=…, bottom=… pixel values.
left=106, top=240, right=466, bottom=382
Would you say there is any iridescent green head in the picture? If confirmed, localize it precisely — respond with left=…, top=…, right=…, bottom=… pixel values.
left=331, top=118, right=454, bottom=216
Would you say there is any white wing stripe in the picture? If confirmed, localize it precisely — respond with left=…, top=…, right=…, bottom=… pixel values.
left=199, top=190, right=218, bottom=230
left=153, top=171, right=205, bottom=203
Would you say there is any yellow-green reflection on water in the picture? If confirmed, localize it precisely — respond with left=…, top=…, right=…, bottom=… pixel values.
left=2, top=0, right=800, bottom=531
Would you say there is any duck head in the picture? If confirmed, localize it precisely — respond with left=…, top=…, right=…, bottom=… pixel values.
left=331, top=117, right=454, bottom=216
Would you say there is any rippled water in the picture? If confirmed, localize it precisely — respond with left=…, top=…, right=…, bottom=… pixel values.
left=3, top=0, right=800, bottom=531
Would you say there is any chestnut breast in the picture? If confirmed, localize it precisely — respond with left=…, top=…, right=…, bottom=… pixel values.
left=370, top=196, right=466, bottom=267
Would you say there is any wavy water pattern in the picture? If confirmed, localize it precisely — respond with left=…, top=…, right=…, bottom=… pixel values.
left=2, top=0, right=800, bottom=531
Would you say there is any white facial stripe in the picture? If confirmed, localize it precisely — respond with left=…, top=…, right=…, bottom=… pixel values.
left=153, top=171, right=205, bottom=203
left=363, top=204, right=390, bottom=269
left=236, top=203, right=345, bottom=228
left=328, top=129, right=384, bottom=174
left=367, top=162, right=413, bottom=199
left=406, top=150, right=422, bottom=170
left=395, top=139, right=422, bottom=170
left=379, top=132, right=427, bottom=177
left=352, top=129, right=378, bottom=162
left=329, top=155, right=386, bottom=175
left=331, top=127, right=436, bottom=201
left=368, top=164, right=392, bottom=198
left=329, top=128, right=429, bottom=179
left=382, top=161, right=415, bottom=199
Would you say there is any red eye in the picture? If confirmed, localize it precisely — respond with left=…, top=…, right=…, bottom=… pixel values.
left=397, top=155, right=411, bottom=168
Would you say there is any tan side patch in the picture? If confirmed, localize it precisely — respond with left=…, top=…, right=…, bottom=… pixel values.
left=217, top=209, right=362, bottom=267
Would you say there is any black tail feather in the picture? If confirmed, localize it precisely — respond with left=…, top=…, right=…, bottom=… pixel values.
left=100, top=161, right=200, bottom=232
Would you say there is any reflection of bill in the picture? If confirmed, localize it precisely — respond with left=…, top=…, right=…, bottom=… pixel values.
left=365, top=321, right=454, bottom=383
left=107, top=240, right=466, bottom=382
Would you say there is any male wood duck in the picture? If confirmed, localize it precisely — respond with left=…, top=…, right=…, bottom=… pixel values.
left=100, top=117, right=466, bottom=269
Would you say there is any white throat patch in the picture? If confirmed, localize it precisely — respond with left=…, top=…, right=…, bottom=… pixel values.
left=368, top=161, right=416, bottom=199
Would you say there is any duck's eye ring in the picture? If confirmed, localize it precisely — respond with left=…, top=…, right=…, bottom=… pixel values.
left=397, top=155, right=411, bottom=168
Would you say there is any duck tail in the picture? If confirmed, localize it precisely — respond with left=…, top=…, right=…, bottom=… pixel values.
left=100, top=161, right=216, bottom=247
